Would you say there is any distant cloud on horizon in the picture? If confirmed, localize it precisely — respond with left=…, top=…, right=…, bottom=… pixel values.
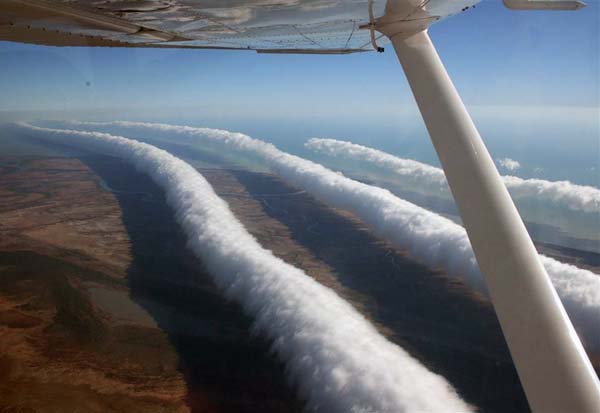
left=497, top=157, right=521, bottom=171
left=305, top=137, right=599, bottom=214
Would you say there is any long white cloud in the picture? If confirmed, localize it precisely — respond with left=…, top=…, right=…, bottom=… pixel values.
left=306, top=138, right=600, bottom=214
left=12, top=122, right=472, bottom=413
left=40, top=120, right=600, bottom=346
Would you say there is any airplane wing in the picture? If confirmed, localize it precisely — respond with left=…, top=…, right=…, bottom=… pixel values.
left=0, top=0, right=480, bottom=53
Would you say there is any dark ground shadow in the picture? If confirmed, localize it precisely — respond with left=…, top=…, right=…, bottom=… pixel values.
left=79, top=154, right=305, bottom=413
left=231, top=170, right=531, bottom=413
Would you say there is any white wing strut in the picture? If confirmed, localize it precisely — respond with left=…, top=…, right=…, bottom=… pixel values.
left=385, top=30, right=600, bottom=413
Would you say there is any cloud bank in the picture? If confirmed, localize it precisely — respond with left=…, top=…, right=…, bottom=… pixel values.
left=12, top=122, right=471, bottom=413
left=306, top=138, right=600, bottom=215
left=40, top=120, right=600, bottom=347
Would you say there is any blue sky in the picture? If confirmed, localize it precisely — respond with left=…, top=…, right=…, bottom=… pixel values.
left=0, top=1, right=597, bottom=114
left=0, top=0, right=598, bottom=184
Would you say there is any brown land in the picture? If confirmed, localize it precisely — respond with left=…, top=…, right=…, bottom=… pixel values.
left=0, top=156, right=188, bottom=412
left=1, top=149, right=598, bottom=413
left=0, top=156, right=302, bottom=413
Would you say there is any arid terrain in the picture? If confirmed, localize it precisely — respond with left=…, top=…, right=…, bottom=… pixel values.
left=0, top=155, right=302, bottom=413
left=1, top=137, right=598, bottom=412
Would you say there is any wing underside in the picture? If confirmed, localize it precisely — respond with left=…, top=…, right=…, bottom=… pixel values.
left=0, top=0, right=480, bottom=53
